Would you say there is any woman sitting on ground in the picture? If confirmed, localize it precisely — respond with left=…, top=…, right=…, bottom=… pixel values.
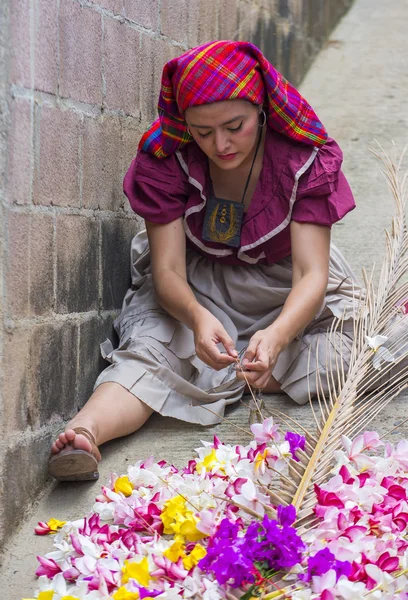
left=48, top=40, right=360, bottom=481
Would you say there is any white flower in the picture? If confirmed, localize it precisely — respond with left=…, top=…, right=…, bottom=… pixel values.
left=365, top=335, right=396, bottom=370
left=336, top=577, right=369, bottom=599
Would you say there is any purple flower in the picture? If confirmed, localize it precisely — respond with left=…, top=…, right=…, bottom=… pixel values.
left=277, top=504, right=296, bottom=527
left=244, top=512, right=305, bottom=571
left=199, top=511, right=305, bottom=585
left=198, top=519, right=254, bottom=588
left=300, top=548, right=351, bottom=582
left=285, top=432, right=306, bottom=462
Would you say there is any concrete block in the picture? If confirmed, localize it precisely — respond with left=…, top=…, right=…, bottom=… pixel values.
left=30, top=321, right=78, bottom=423
left=121, top=118, right=145, bottom=180
left=6, top=211, right=54, bottom=318
left=82, top=115, right=123, bottom=211
left=29, top=213, right=54, bottom=315
left=326, top=0, right=353, bottom=33
left=120, top=118, right=146, bottom=213
left=103, top=19, right=140, bottom=117
left=7, top=96, right=33, bottom=205
left=97, top=0, right=122, bottom=14
left=9, top=0, right=31, bottom=87
left=123, top=0, right=159, bottom=29
left=278, top=0, right=290, bottom=19
left=59, top=0, right=103, bottom=105
left=252, top=10, right=278, bottom=68
left=56, top=215, right=99, bottom=313
left=101, top=218, right=138, bottom=309
left=196, top=0, right=218, bottom=43
left=219, top=0, right=239, bottom=41
left=302, top=0, right=327, bottom=49
left=139, top=34, right=166, bottom=121
left=237, top=0, right=262, bottom=44
left=34, top=105, right=81, bottom=207
left=0, top=431, right=54, bottom=551
left=139, top=35, right=179, bottom=123
left=275, top=21, right=297, bottom=81
left=6, top=211, right=30, bottom=318
left=34, top=0, right=59, bottom=94
left=160, top=0, right=188, bottom=45
left=1, top=329, right=32, bottom=436
left=77, top=314, right=116, bottom=408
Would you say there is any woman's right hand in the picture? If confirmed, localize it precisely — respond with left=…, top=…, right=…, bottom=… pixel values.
left=191, top=306, right=238, bottom=370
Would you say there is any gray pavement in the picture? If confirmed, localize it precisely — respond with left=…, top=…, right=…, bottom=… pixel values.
left=2, top=0, right=408, bottom=597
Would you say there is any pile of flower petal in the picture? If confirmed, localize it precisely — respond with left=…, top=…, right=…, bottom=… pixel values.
left=26, top=421, right=408, bottom=600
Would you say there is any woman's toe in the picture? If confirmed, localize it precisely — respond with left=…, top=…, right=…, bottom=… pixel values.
left=59, top=431, right=68, bottom=445
left=73, top=434, right=93, bottom=454
left=51, top=441, right=61, bottom=454
left=65, top=429, right=76, bottom=443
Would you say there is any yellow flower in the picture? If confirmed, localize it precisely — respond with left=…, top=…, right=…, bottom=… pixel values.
left=196, top=449, right=220, bottom=474
left=61, top=596, right=81, bottom=600
left=179, top=512, right=206, bottom=542
left=164, top=540, right=186, bottom=562
left=122, top=557, right=151, bottom=587
left=254, top=448, right=269, bottom=472
left=114, top=476, right=134, bottom=497
left=182, top=543, right=207, bottom=571
left=113, top=587, right=140, bottom=600
left=161, top=496, right=207, bottom=542
left=161, top=495, right=186, bottom=534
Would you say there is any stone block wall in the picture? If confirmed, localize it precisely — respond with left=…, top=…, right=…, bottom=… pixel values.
left=0, top=0, right=353, bottom=549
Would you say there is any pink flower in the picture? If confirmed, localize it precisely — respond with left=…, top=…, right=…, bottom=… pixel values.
left=392, top=506, right=408, bottom=532
left=315, top=485, right=345, bottom=509
left=35, top=556, right=62, bottom=578
left=225, top=477, right=247, bottom=499
left=63, top=566, right=80, bottom=581
left=250, top=417, right=281, bottom=444
left=362, top=431, right=383, bottom=450
left=34, top=521, right=51, bottom=535
left=376, top=551, right=400, bottom=572
left=151, top=555, right=188, bottom=580
left=339, top=465, right=354, bottom=485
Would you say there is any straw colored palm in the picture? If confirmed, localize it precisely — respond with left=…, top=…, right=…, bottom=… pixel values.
left=240, top=146, right=408, bottom=598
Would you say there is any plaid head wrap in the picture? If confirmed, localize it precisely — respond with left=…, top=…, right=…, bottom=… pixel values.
left=139, top=40, right=327, bottom=158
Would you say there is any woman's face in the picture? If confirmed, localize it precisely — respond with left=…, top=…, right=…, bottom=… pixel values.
left=185, top=99, right=262, bottom=171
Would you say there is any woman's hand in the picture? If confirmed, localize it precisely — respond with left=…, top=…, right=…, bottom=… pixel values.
left=236, top=329, right=283, bottom=388
left=192, top=308, right=238, bottom=371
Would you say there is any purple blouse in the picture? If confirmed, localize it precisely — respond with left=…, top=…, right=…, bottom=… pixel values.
left=124, top=127, right=355, bottom=265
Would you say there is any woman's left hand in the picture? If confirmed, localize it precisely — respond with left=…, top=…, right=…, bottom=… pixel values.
left=236, top=329, right=283, bottom=388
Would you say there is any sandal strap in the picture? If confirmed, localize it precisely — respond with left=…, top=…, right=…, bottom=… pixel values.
left=72, top=427, right=101, bottom=462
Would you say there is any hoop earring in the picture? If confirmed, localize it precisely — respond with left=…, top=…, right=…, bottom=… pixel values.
left=186, top=126, right=192, bottom=136
left=258, top=110, right=267, bottom=128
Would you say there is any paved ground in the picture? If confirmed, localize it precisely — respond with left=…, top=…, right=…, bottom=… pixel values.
left=3, top=0, right=408, bottom=597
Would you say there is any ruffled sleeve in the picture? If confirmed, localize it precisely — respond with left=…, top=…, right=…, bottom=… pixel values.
left=291, top=137, right=355, bottom=228
left=123, top=151, right=189, bottom=223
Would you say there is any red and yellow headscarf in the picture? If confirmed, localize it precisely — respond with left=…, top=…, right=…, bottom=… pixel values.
left=139, top=40, right=327, bottom=158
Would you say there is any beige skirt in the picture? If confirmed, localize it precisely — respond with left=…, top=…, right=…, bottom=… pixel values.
left=95, top=230, right=363, bottom=425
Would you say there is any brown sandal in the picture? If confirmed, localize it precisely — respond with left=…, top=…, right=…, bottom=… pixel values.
left=48, top=427, right=101, bottom=482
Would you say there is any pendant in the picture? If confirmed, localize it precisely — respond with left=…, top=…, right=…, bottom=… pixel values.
left=202, top=195, right=244, bottom=248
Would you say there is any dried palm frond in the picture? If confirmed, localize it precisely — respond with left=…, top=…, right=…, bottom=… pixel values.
left=253, top=146, right=408, bottom=597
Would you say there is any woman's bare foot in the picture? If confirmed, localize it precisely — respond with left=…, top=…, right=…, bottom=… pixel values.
left=51, top=428, right=94, bottom=456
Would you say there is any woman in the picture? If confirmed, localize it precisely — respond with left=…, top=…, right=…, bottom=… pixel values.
left=48, top=40, right=360, bottom=481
